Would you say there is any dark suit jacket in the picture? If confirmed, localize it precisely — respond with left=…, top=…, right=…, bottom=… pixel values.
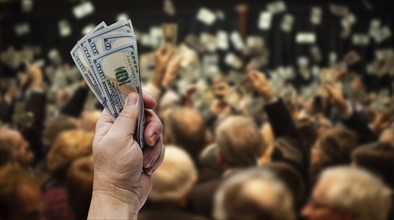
left=264, top=99, right=308, bottom=179
left=341, top=111, right=377, bottom=145
left=139, top=203, right=209, bottom=220
left=60, top=86, right=89, bottom=117
left=23, top=91, right=46, bottom=163
left=188, top=178, right=222, bottom=218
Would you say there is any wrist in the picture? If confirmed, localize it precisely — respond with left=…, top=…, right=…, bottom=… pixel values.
left=92, top=177, right=141, bottom=206
left=89, top=190, right=139, bottom=220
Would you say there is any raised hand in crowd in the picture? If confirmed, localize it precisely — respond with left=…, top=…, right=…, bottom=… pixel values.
left=247, top=70, right=276, bottom=102
left=324, top=83, right=350, bottom=117
left=26, top=64, right=44, bottom=90
left=88, top=91, right=164, bottom=219
left=151, top=46, right=174, bottom=88
left=162, top=55, right=181, bottom=89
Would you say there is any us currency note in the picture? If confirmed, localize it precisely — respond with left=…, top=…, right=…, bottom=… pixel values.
left=85, top=20, right=134, bottom=56
left=91, top=44, right=145, bottom=148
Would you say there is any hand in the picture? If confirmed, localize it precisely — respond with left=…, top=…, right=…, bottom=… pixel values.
left=162, top=55, right=181, bottom=88
left=151, top=46, right=174, bottom=87
left=89, top=91, right=164, bottom=219
left=324, top=83, right=349, bottom=115
left=213, top=82, right=230, bottom=99
left=26, top=65, right=44, bottom=90
left=247, top=70, right=275, bottom=102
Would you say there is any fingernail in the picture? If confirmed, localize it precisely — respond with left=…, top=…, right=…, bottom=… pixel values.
left=126, top=93, right=138, bottom=106
left=149, top=132, right=160, bottom=146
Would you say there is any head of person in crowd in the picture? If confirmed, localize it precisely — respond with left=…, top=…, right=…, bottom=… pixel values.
left=352, top=142, right=394, bottom=189
left=148, top=145, right=197, bottom=206
left=379, top=126, right=394, bottom=145
left=213, top=168, right=295, bottom=220
left=0, top=166, right=45, bottom=220
left=301, top=166, right=392, bottom=220
left=264, top=162, right=306, bottom=211
left=0, top=134, right=15, bottom=167
left=314, top=114, right=333, bottom=137
left=0, top=126, right=34, bottom=168
left=165, top=107, right=208, bottom=161
left=271, top=137, right=304, bottom=173
left=47, top=129, right=93, bottom=182
left=310, top=127, right=357, bottom=169
left=42, top=115, right=79, bottom=153
left=215, top=116, right=264, bottom=170
left=80, top=110, right=101, bottom=132
left=66, top=156, right=94, bottom=220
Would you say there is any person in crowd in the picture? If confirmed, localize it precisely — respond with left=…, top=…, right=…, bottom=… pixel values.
left=352, top=142, right=394, bottom=189
left=66, top=156, right=94, bottom=220
left=263, top=162, right=306, bottom=211
left=0, top=126, right=34, bottom=169
left=139, top=145, right=207, bottom=220
left=44, top=129, right=94, bottom=220
left=301, top=166, right=392, bottom=220
left=0, top=135, right=14, bottom=167
left=309, top=127, right=358, bottom=184
left=0, top=166, right=45, bottom=220
left=80, top=110, right=101, bottom=132
left=189, top=115, right=264, bottom=217
left=164, top=107, right=208, bottom=162
left=213, top=167, right=295, bottom=220
left=379, top=127, right=394, bottom=145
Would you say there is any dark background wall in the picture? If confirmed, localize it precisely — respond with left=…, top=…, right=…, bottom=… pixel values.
left=1, top=0, right=393, bottom=91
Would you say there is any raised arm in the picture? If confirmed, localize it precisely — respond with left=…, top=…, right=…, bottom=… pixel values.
left=325, top=83, right=376, bottom=145
left=88, top=92, right=164, bottom=220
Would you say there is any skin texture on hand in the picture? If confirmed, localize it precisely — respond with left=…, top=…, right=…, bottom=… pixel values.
left=247, top=70, right=276, bottom=102
left=88, top=91, right=165, bottom=219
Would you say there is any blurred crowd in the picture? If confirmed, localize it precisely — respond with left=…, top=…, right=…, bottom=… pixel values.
left=1, top=39, right=393, bottom=220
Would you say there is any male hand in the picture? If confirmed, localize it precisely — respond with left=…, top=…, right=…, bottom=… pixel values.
left=324, top=83, right=350, bottom=116
left=89, top=91, right=164, bottom=219
left=26, top=65, right=44, bottom=90
left=247, top=70, right=276, bottom=102
left=151, top=46, right=174, bottom=87
left=162, top=55, right=181, bottom=88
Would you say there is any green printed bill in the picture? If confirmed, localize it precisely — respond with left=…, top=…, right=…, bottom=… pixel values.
left=70, top=20, right=146, bottom=149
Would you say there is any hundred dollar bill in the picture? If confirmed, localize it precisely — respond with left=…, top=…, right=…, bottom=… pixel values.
left=101, top=33, right=137, bottom=54
left=85, top=20, right=135, bottom=56
left=70, top=44, right=112, bottom=115
left=91, top=43, right=145, bottom=148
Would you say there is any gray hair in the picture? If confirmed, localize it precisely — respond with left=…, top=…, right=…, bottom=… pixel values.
left=149, top=145, right=197, bottom=202
left=214, top=168, right=295, bottom=220
left=319, top=166, right=392, bottom=220
left=215, top=116, right=263, bottom=168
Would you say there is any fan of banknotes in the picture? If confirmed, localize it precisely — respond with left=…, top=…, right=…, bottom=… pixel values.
left=70, top=20, right=146, bottom=148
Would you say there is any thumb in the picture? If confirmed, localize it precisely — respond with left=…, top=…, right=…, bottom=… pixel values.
left=110, top=92, right=140, bottom=139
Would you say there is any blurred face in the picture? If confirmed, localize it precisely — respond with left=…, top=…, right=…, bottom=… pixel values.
left=8, top=184, right=45, bottom=220
left=310, top=141, right=322, bottom=166
left=301, top=180, right=353, bottom=220
left=316, top=116, right=332, bottom=137
left=8, top=130, right=34, bottom=167
left=379, top=130, right=394, bottom=145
